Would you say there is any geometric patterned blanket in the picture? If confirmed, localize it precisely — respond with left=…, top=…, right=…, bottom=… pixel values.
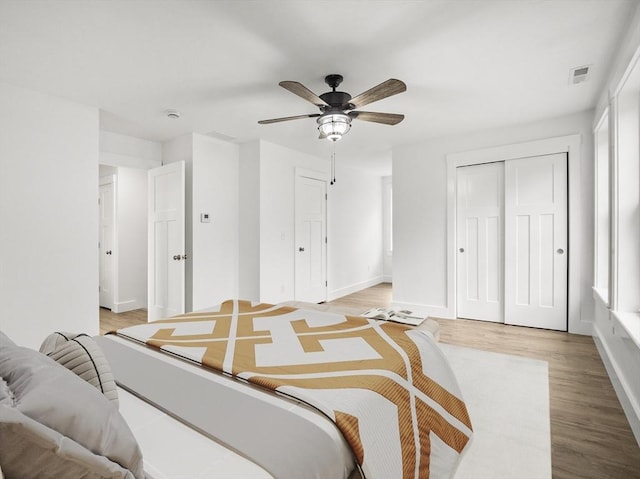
left=115, top=300, right=473, bottom=479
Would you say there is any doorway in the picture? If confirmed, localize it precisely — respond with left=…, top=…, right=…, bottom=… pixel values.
left=99, top=176, right=116, bottom=310
left=98, top=165, right=149, bottom=315
left=294, top=169, right=328, bottom=303
left=455, top=153, right=568, bottom=331
left=147, top=161, right=186, bottom=321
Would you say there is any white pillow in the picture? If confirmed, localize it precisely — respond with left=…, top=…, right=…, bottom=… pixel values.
left=40, top=332, right=119, bottom=407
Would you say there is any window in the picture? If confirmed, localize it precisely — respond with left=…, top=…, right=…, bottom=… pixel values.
left=593, top=110, right=610, bottom=304
left=606, top=50, right=640, bottom=319
left=613, top=89, right=640, bottom=313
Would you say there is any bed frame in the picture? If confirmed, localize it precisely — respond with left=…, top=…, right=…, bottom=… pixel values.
left=96, top=334, right=358, bottom=479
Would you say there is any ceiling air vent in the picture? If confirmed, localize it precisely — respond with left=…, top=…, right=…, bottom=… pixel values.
left=165, top=109, right=181, bottom=119
left=570, top=65, right=591, bottom=84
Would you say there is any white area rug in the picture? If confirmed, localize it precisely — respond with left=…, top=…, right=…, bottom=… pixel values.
left=440, top=343, right=552, bottom=479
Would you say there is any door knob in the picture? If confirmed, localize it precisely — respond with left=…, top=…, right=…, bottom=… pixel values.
left=557, top=248, right=564, bottom=255
left=173, top=255, right=181, bottom=260
left=299, top=247, right=305, bottom=252
left=106, top=250, right=112, bottom=255
left=459, top=248, right=464, bottom=253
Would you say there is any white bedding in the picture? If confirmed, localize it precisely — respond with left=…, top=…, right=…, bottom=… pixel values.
left=117, top=387, right=272, bottom=479
left=96, top=334, right=356, bottom=479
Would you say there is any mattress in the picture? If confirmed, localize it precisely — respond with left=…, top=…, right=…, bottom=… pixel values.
left=96, top=334, right=356, bottom=479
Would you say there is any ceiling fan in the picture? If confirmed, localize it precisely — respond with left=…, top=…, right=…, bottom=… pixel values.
left=258, top=74, right=406, bottom=141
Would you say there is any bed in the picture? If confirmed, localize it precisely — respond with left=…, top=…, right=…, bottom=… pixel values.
left=96, top=299, right=473, bottom=479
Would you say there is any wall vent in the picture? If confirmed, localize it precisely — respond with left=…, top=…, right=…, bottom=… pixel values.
left=570, top=65, right=591, bottom=84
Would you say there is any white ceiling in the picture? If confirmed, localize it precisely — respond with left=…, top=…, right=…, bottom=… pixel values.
left=0, top=0, right=637, bottom=175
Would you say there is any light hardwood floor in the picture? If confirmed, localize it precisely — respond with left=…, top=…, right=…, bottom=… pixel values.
left=100, top=283, right=640, bottom=479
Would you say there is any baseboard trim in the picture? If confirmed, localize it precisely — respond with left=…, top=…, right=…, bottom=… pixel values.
left=112, top=299, right=145, bottom=314
left=328, top=277, right=384, bottom=302
left=593, top=323, right=640, bottom=446
left=390, top=301, right=453, bottom=320
left=569, top=319, right=593, bottom=336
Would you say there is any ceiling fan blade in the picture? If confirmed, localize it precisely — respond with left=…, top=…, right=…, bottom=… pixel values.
left=279, top=81, right=329, bottom=108
left=258, top=113, right=320, bottom=124
left=347, top=79, right=406, bottom=109
left=349, top=111, right=404, bottom=125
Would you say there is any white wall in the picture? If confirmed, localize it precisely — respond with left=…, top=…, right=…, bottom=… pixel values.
left=164, top=134, right=386, bottom=308
left=0, top=82, right=98, bottom=349
left=382, top=176, right=393, bottom=282
left=163, top=133, right=239, bottom=311
left=258, top=141, right=330, bottom=303
left=393, top=111, right=595, bottom=326
left=238, top=141, right=261, bottom=300
left=99, top=164, right=117, bottom=177
left=594, top=3, right=640, bottom=120
left=240, top=140, right=385, bottom=304
left=328, top=165, right=384, bottom=300
left=191, top=134, right=239, bottom=310
left=100, top=130, right=162, bottom=169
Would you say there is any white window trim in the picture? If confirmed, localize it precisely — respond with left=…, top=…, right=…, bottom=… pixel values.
left=609, top=46, right=640, bottom=315
left=593, top=107, right=610, bottom=306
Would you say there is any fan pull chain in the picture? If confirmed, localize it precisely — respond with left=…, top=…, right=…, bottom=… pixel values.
left=330, top=140, right=336, bottom=185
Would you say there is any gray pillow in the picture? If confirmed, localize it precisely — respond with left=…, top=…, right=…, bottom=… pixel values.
left=0, top=330, right=15, bottom=348
left=0, top=406, right=137, bottom=478
left=40, top=332, right=119, bottom=407
left=0, top=335, right=145, bottom=478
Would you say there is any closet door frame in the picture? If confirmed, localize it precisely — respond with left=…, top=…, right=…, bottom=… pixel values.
left=445, top=134, right=588, bottom=335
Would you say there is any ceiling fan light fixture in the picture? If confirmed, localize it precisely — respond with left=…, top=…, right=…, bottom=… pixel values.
left=317, top=112, right=351, bottom=141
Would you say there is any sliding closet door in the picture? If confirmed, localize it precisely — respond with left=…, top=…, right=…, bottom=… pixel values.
left=456, top=162, right=504, bottom=323
left=504, top=153, right=568, bottom=331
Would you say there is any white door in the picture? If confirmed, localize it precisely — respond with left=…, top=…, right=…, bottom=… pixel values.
left=99, top=177, right=116, bottom=310
left=294, top=174, right=327, bottom=303
left=148, top=162, right=185, bottom=321
left=456, top=162, right=504, bottom=322
left=504, top=153, right=568, bottom=331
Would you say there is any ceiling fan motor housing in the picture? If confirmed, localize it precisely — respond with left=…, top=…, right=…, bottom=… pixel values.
left=319, top=91, right=352, bottom=110
left=320, top=74, right=354, bottom=110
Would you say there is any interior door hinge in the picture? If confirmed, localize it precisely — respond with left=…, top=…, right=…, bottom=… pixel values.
left=325, top=280, right=328, bottom=287
left=325, top=193, right=327, bottom=200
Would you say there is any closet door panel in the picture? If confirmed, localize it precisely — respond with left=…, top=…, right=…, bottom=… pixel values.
left=504, top=153, right=568, bottom=331
left=456, top=162, right=504, bottom=323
